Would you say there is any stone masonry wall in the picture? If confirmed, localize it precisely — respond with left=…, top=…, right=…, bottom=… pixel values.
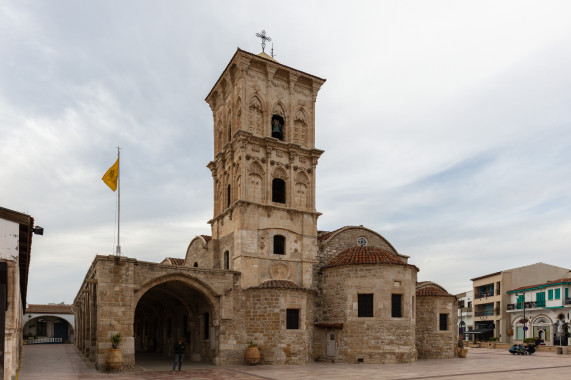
left=244, top=288, right=315, bottom=365
left=185, top=237, right=213, bottom=268
left=415, top=296, right=458, bottom=359
left=318, top=264, right=417, bottom=363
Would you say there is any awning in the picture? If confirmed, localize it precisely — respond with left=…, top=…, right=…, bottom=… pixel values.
left=463, top=328, right=493, bottom=335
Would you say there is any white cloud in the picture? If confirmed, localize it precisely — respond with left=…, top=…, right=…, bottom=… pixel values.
left=2, top=0, right=571, bottom=301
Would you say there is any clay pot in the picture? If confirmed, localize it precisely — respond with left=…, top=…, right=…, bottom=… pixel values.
left=106, top=348, right=124, bottom=370
left=458, top=348, right=468, bottom=358
left=245, top=346, right=261, bottom=365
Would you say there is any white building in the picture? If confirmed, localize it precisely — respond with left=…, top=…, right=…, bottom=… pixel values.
left=0, top=207, right=35, bottom=380
left=456, top=290, right=474, bottom=340
left=507, top=278, right=571, bottom=346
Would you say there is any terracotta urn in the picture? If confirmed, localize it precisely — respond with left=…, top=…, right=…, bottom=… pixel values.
left=106, top=348, right=124, bottom=370
left=245, top=346, right=261, bottom=365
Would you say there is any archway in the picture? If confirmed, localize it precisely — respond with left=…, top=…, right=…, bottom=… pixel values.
left=134, top=280, right=216, bottom=369
left=23, top=316, right=74, bottom=343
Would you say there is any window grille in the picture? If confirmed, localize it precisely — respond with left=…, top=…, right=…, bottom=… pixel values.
left=358, top=294, right=374, bottom=317
left=274, top=235, right=285, bottom=255
left=286, top=309, right=300, bottom=329
left=392, top=294, right=403, bottom=317
left=439, top=313, right=448, bottom=330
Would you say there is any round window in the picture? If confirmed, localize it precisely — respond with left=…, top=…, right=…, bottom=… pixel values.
left=357, top=237, right=368, bottom=247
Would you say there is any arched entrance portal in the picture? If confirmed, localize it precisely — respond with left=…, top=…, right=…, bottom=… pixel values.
left=23, top=316, right=74, bottom=343
left=134, top=280, right=216, bottom=368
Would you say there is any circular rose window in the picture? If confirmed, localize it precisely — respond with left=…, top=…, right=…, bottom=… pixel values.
left=357, top=237, right=368, bottom=247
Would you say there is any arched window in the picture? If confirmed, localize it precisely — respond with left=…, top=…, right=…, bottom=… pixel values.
left=227, top=185, right=231, bottom=208
left=274, top=235, right=285, bottom=255
left=193, top=262, right=198, bottom=267
left=224, top=251, right=230, bottom=270
left=271, top=114, right=285, bottom=140
left=272, top=178, right=286, bottom=203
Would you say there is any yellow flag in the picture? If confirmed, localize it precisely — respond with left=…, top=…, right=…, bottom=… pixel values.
left=102, top=158, right=119, bottom=191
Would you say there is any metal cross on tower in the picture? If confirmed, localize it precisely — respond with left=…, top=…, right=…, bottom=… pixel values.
left=255, top=30, right=272, bottom=52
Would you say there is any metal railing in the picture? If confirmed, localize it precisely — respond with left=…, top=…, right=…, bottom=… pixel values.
left=507, top=301, right=544, bottom=311
left=475, top=310, right=494, bottom=317
left=26, top=337, right=63, bottom=344
left=475, top=291, right=494, bottom=299
left=565, top=298, right=571, bottom=305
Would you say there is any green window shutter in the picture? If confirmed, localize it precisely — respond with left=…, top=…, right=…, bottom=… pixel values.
left=517, top=295, right=524, bottom=309
left=566, top=288, right=569, bottom=300
left=536, top=292, right=545, bottom=307
left=555, top=288, right=560, bottom=299
left=548, top=289, right=553, bottom=300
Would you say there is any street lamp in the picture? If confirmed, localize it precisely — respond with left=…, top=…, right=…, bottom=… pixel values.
left=519, top=291, right=528, bottom=340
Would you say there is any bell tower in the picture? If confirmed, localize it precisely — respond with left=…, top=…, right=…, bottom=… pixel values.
left=205, top=48, right=326, bottom=288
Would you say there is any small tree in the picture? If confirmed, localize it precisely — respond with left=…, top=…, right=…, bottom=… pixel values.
left=110, top=333, right=121, bottom=349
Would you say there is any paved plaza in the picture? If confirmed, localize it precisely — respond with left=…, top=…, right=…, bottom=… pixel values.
left=18, top=344, right=571, bottom=380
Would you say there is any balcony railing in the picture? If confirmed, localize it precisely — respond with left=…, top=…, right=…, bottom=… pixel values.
left=26, top=338, right=62, bottom=344
left=476, top=291, right=494, bottom=299
left=459, top=306, right=473, bottom=313
left=475, top=310, right=494, bottom=317
left=507, top=301, right=543, bottom=311
left=566, top=298, right=571, bottom=305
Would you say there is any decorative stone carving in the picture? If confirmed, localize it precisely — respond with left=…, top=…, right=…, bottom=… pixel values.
left=269, top=261, right=291, bottom=280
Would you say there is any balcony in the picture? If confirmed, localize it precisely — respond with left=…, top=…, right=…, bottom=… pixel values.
left=566, top=298, right=571, bottom=305
left=507, top=301, right=543, bottom=311
left=475, top=310, right=494, bottom=317
left=475, top=291, right=494, bottom=299
left=459, top=306, right=473, bottom=313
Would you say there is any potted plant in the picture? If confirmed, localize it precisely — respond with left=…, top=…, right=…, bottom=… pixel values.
left=245, top=340, right=261, bottom=365
left=106, top=333, right=124, bottom=371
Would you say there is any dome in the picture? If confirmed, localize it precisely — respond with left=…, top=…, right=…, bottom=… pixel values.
left=324, top=246, right=413, bottom=268
left=416, top=281, right=452, bottom=296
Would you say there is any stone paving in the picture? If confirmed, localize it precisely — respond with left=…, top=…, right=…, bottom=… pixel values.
left=18, top=344, right=571, bottom=380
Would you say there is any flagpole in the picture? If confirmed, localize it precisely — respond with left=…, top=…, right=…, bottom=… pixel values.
left=116, top=146, right=121, bottom=256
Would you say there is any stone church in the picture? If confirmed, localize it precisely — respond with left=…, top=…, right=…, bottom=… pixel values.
left=73, top=48, right=457, bottom=371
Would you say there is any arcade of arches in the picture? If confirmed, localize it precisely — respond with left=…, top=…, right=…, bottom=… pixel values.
left=134, top=281, right=214, bottom=362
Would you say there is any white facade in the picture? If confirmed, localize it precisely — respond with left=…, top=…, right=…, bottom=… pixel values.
left=0, top=218, right=19, bottom=260
left=456, top=290, right=474, bottom=339
left=23, top=311, right=75, bottom=343
left=507, top=279, right=571, bottom=345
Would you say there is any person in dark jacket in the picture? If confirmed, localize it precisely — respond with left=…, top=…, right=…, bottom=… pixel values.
left=172, top=338, right=185, bottom=371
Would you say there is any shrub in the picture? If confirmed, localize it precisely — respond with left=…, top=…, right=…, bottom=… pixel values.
left=523, top=338, right=535, bottom=344
left=489, top=337, right=499, bottom=341
left=110, top=333, right=121, bottom=349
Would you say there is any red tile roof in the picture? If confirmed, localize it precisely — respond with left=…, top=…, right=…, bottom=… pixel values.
left=416, top=282, right=453, bottom=297
left=167, top=258, right=185, bottom=266
left=324, top=246, right=416, bottom=269
left=249, top=280, right=305, bottom=290
left=315, top=322, right=343, bottom=329
left=26, top=304, right=73, bottom=314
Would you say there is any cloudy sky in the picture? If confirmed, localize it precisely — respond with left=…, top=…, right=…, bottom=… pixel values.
left=2, top=0, right=571, bottom=304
